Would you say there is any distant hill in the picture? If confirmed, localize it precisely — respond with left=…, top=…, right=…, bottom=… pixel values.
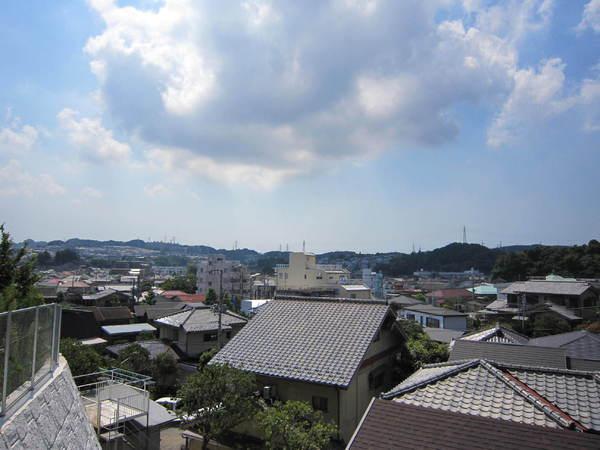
left=374, top=243, right=498, bottom=276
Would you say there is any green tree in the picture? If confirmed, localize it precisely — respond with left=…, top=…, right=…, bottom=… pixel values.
left=0, top=225, right=42, bottom=312
left=257, top=401, right=337, bottom=450
left=532, top=314, right=571, bottom=337
left=205, top=288, right=218, bottom=305
left=197, top=348, right=218, bottom=369
left=152, top=352, right=179, bottom=397
left=395, top=320, right=448, bottom=379
left=178, top=364, right=258, bottom=450
left=61, top=338, right=105, bottom=376
left=118, top=343, right=152, bottom=375
left=54, top=248, right=80, bottom=266
left=161, top=274, right=197, bottom=294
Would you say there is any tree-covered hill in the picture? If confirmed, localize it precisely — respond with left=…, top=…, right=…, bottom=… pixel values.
left=491, top=240, right=600, bottom=281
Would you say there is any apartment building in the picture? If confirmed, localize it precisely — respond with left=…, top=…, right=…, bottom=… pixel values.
left=275, top=252, right=350, bottom=294
left=196, top=254, right=251, bottom=298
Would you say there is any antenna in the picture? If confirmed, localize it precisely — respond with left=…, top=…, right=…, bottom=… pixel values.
left=279, top=244, right=282, bottom=252
left=286, top=243, right=289, bottom=252
left=302, top=240, right=306, bottom=252
left=412, top=242, right=415, bottom=253
left=463, top=226, right=467, bottom=244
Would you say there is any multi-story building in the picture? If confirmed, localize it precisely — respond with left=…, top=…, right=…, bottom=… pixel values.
left=275, top=252, right=350, bottom=295
left=196, top=254, right=251, bottom=299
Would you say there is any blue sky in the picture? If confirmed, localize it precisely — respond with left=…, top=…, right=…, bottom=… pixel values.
left=0, top=0, right=599, bottom=253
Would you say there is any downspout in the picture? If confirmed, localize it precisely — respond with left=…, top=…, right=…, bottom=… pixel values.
left=336, top=388, right=341, bottom=442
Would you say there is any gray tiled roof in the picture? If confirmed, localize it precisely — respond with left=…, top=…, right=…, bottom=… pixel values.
left=460, top=325, right=529, bottom=345
left=449, top=340, right=567, bottom=368
left=529, top=331, right=600, bottom=360
left=383, top=359, right=600, bottom=431
left=155, top=307, right=246, bottom=332
left=501, top=281, right=592, bottom=296
left=423, top=327, right=464, bottom=343
left=210, top=299, right=392, bottom=387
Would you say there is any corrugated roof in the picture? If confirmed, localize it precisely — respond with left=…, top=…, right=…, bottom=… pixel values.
left=449, top=340, right=567, bottom=368
left=348, top=399, right=600, bottom=450
left=101, top=323, right=156, bottom=335
left=210, top=298, right=392, bottom=388
left=383, top=359, right=600, bottom=431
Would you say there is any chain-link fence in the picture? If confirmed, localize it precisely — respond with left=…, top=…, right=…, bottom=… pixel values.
left=0, top=303, right=61, bottom=416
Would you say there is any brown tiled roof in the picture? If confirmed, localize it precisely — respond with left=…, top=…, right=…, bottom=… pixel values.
left=347, top=400, right=600, bottom=450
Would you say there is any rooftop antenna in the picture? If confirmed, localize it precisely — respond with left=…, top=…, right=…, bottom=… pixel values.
left=302, top=240, right=306, bottom=252
left=286, top=243, right=289, bottom=252
left=279, top=244, right=282, bottom=252
left=412, top=242, right=415, bottom=253
left=463, top=226, right=467, bottom=244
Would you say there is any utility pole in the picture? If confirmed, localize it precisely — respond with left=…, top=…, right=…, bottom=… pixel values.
left=209, top=268, right=224, bottom=349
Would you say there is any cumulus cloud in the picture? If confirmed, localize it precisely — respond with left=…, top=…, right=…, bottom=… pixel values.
left=0, top=111, right=39, bottom=155
left=577, top=0, right=600, bottom=33
left=488, top=59, right=600, bottom=146
left=0, top=160, right=66, bottom=197
left=58, top=108, right=131, bottom=163
left=82, top=0, right=595, bottom=186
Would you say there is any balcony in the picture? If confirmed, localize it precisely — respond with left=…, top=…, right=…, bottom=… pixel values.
left=0, top=304, right=61, bottom=417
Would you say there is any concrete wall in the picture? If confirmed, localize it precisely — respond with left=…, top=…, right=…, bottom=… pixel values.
left=0, top=356, right=100, bottom=449
left=275, top=252, right=349, bottom=290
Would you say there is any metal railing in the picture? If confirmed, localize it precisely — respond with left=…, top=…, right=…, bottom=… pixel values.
left=0, top=303, right=61, bottom=416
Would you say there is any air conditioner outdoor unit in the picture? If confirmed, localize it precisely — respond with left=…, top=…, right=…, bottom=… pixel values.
left=262, top=385, right=277, bottom=400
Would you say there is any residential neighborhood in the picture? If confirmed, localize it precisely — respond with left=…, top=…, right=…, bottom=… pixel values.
left=1, top=0, right=600, bottom=449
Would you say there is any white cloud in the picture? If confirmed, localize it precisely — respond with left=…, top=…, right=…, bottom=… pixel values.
left=58, top=108, right=131, bottom=163
left=80, top=0, right=597, bottom=186
left=80, top=186, right=104, bottom=199
left=577, top=0, right=600, bottom=34
left=143, top=183, right=170, bottom=197
left=488, top=59, right=600, bottom=147
left=0, top=160, right=66, bottom=197
left=0, top=112, right=39, bottom=155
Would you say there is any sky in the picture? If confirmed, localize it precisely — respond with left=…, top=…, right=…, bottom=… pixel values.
left=0, top=0, right=599, bottom=254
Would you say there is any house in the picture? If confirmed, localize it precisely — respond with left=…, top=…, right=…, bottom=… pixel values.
left=196, top=254, right=251, bottom=298
left=101, top=323, right=156, bottom=342
left=210, top=298, right=405, bottom=443
left=154, top=306, right=247, bottom=358
left=427, top=288, right=473, bottom=307
left=400, top=304, right=467, bottom=331
left=382, top=359, right=600, bottom=433
left=459, top=324, right=529, bottom=345
left=338, top=284, right=372, bottom=299
left=134, top=302, right=189, bottom=323
left=275, top=252, right=350, bottom=295
left=105, top=339, right=179, bottom=361
left=92, top=306, right=132, bottom=325
left=386, top=295, right=423, bottom=311
left=81, top=288, right=130, bottom=307
left=61, top=306, right=131, bottom=340
left=528, top=330, right=600, bottom=371
left=347, top=399, right=600, bottom=450
left=423, top=327, right=465, bottom=343
left=448, top=340, right=568, bottom=369
left=240, top=298, right=272, bottom=316
left=467, top=282, right=498, bottom=297
left=499, top=275, right=598, bottom=321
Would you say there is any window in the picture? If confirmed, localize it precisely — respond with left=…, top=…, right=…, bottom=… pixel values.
left=312, top=396, right=328, bottom=413
left=203, top=333, right=218, bottom=342
left=316, top=273, right=323, bottom=280
left=406, top=313, right=415, bottom=321
left=368, top=370, right=385, bottom=390
left=208, top=281, right=212, bottom=287
left=426, top=317, right=440, bottom=328
left=304, top=274, right=307, bottom=279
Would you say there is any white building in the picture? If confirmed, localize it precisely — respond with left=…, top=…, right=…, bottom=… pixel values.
left=241, top=298, right=272, bottom=316
left=400, top=304, right=468, bottom=331
left=196, top=254, right=251, bottom=299
left=275, top=252, right=350, bottom=292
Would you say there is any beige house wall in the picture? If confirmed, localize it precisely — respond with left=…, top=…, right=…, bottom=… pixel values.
left=276, top=252, right=349, bottom=290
